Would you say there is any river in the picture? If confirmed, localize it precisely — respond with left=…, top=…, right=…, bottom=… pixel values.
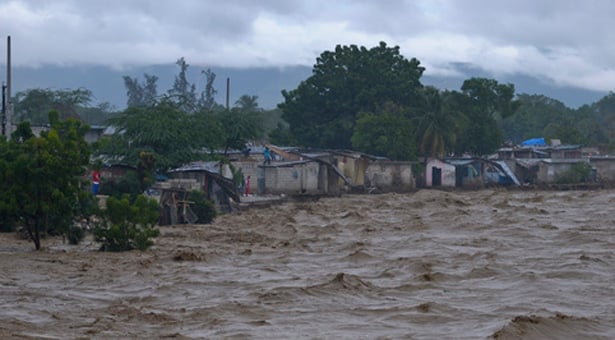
left=1, top=189, right=614, bottom=339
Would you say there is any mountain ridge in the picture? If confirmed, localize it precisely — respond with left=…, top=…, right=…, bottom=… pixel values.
left=4, top=64, right=608, bottom=111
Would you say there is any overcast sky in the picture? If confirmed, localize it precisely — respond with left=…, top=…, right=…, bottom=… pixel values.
left=1, top=0, right=614, bottom=93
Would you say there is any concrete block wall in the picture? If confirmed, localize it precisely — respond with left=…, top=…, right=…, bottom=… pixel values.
left=591, top=158, right=615, bottom=182
left=232, top=161, right=260, bottom=182
left=537, top=162, right=574, bottom=184
left=365, top=161, right=415, bottom=191
left=262, top=162, right=320, bottom=194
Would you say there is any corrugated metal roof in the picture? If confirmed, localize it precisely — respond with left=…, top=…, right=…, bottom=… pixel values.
left=539, top=159, right=589, bottom=164
left=447, top=159, right=475, bottom=166
left=169, top=161, right=221, bottom=173
left=300, top=152, right=331, bottom=159
left=495, top=160, right=521, bottom=186
left=515, top=159, right=541, bottom=168
left=260, top=160, right=312, bottom=167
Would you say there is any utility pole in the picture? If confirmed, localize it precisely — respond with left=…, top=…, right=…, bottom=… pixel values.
left=226, top=77, right=230, bottom=111
left=2, top=82, right=6, bottom=137
left=5, top=35, right=11, bottom=137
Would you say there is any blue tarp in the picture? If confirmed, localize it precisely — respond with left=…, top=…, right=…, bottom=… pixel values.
left=521, top=137, right=546, bottom=146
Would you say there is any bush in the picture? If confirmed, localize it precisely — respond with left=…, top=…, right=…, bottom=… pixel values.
left=94, top=194, right=160, bottom=251
left=99, top=172, right=142, bottom=200
left=0, top=201, right=16, bottom=232
left=188, top=190, right=217, bottom=224
left=555, top=162, right=594, bottom=184
left=66, top=225, right=85, bottom=245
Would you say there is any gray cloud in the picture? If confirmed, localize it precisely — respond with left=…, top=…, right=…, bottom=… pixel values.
left=0, top=0, right=614, bottom=92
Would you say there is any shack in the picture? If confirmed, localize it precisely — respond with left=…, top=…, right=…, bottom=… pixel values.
left=425, top=158, right=456, bottom=187
left=426, top=158, right=519, bottom=188
left=166, top=161, right=239, bottom=212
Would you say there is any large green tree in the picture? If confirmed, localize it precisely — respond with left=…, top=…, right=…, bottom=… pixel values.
left=280, top=41, right=425, bottom=149
left=0, top=111, right=91, bottom=250
left=99, top=58, right=232, bottom=175
left=216, top=108, right=264, bottom=153
left=351, top=103, right=416, bottom=160
left=453, top=78, right=518, bottom=156
left=101, top=100, right=214, bottom=171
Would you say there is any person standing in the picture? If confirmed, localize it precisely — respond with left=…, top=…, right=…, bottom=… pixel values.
left=245, top=175, right=251, bottom=196
left=92, top=169, right=100, bottom=195
left=263, top=146, right=271, bottom=165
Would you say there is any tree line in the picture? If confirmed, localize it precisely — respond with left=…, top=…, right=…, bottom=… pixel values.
left=12, top=43, right=615, bottom=169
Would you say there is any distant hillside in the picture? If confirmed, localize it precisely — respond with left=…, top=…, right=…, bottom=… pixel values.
left=7, top=63, right=608, bottom=110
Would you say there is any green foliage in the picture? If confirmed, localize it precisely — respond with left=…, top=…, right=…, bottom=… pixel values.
left=269, top=122, right=297, bottom=146
left=189, top=110, right=225, bottom=152
left=137, top=151, right=156, bottom=192
left=66, top=225, right=86, bottom=245
left=94, top=194, right=160, bottom=251
left=573, top=93, right=615, bottom=149
left=501, top=94, right=576, bottom=144
left=415, top=87, right=464, bottom=159
left=259, top=108, right=287, bottom=140
left=74, top=188, right=99, bottom=218
left=14, top=88, right=112, bottom=125
left=65, top=189, right=99, bottom=245
left=168, top=57, right=198, bottom=113
left=230, top=164, right=244, bottom=189
left=235, top=95, right=262, bottom=113
left=351, top=104, right=417, bottom=160
left=499, top=93, right=615, bottom=150
left=280, top=41, right=425, bottom=149
left=123, top=73, right=159, bottom=108
left=101, top=59, right=233, bottom=171
left=460, top=78, right=518, bottom=120
left=199, top=68, right=218, bottom=112
left=102, top=101, right=203, bottom=171
left=217, top=108, right=264, bottom=152
left=543, top=122, right=583, bottom=145
left=0, top=138, right=16, bottom=232
left=99, top=171, right=142, bottom=199
left=555, top=162, right=594, bottom=184
left=187, top=190, right=217, bottom=224
left=453, top=78, right=517, bottom=156
left=0, top=204, right=16, bottom=232
left=0, top=112, right=91, bottom=249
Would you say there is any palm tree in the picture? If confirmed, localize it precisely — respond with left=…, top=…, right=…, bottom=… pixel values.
left=415, top=87, right=464, bottom=160
left=235, top=95, right=260, bottom=113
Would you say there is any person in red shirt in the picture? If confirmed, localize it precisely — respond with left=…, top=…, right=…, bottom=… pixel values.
left=92, top=170, right=100, bottom=195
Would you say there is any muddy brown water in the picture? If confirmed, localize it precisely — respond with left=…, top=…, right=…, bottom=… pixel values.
left=1, top=189, right=614, bottom=339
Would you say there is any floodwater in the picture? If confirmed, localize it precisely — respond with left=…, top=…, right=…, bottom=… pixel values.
left=1, top=189, right=615, bottom=339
